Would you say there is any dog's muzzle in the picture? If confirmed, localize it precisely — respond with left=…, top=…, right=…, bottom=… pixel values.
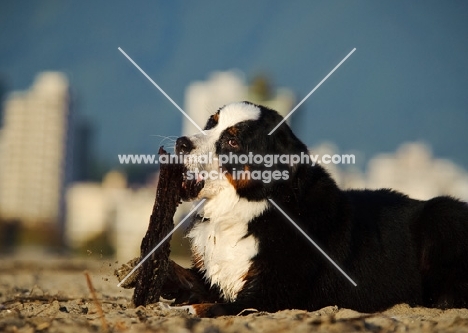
left=176, top=136, right=204, bottom=201
left=176, top=136, right=194, bottom=155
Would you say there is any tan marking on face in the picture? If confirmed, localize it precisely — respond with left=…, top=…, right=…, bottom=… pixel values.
left=226, top=126, right=239, bottom=136
left=225, top=165, right=251, bottom=189
left=212, top=111, right=219, bottom=123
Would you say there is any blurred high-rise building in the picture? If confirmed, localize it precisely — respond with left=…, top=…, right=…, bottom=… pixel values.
left=0, top=72, right=72, bottom=231
left=73, top=118, right=93, bottom=182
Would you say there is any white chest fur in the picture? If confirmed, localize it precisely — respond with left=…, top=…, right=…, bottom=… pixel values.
left=187, top=187, right=268, bottom=302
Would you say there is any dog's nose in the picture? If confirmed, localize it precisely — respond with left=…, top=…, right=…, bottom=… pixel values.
left=176, top=136, right=194, bottom=154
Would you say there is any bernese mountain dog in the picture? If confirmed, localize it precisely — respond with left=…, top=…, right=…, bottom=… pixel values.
left=163, top=101, right=468, bottom=317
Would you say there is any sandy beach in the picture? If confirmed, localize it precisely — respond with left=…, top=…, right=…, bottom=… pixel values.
left=1, top=255, right=468, bottom=333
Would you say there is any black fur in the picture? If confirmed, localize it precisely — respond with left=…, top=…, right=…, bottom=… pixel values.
left=174, top=102, right=468, bottom=317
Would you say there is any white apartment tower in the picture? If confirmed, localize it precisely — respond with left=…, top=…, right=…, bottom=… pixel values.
left=0, top=72, right=71, bottom=226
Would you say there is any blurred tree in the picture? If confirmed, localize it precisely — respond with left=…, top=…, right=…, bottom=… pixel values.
left=249, top=74, right=273, bottom=102
left=73, top=118, right=94, bottom=181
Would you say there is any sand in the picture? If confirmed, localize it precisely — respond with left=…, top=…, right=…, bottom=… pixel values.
left=1, top=255, right=468, bottom=333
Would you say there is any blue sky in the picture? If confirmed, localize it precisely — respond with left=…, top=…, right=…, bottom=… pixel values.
left=1, top=1, right=467, bottom=171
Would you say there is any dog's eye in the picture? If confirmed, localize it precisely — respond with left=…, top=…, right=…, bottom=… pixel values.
left=228, top=139, right=238, bottom=148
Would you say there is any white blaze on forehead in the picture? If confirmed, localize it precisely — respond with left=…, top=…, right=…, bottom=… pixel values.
left=216, top=102, right=261, bottom=132
left=183, top=102, right=261, bottom=176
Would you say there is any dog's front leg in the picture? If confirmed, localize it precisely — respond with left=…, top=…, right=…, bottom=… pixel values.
left=161, top=260, right=221, bottom=305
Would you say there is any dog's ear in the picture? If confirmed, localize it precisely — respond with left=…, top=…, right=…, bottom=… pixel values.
left=256, top=107, right=308, bottom=156
left=256, top=109, right=309, bottom=190
left=266, top=123, right=307, bottom=157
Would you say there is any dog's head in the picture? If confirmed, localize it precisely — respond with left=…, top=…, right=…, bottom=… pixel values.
left=176, top=102, right=308, bottom=201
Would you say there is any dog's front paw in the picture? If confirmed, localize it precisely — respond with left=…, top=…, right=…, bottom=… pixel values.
left=170, top=305, right=197, bottom=315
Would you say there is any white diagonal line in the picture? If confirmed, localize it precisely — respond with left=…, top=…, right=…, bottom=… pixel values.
left=118, top=47, right=206, bottom=135
left=268, top=199, right=357, bottom=286
left=117, top=199, right=206, bottom=287
left=268, top=48, right=356, bottom=135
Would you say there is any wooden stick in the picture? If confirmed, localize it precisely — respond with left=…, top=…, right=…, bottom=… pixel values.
left=132, top=147, right=184, bottom=306
left=84, top=271, right=108, bottom=332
